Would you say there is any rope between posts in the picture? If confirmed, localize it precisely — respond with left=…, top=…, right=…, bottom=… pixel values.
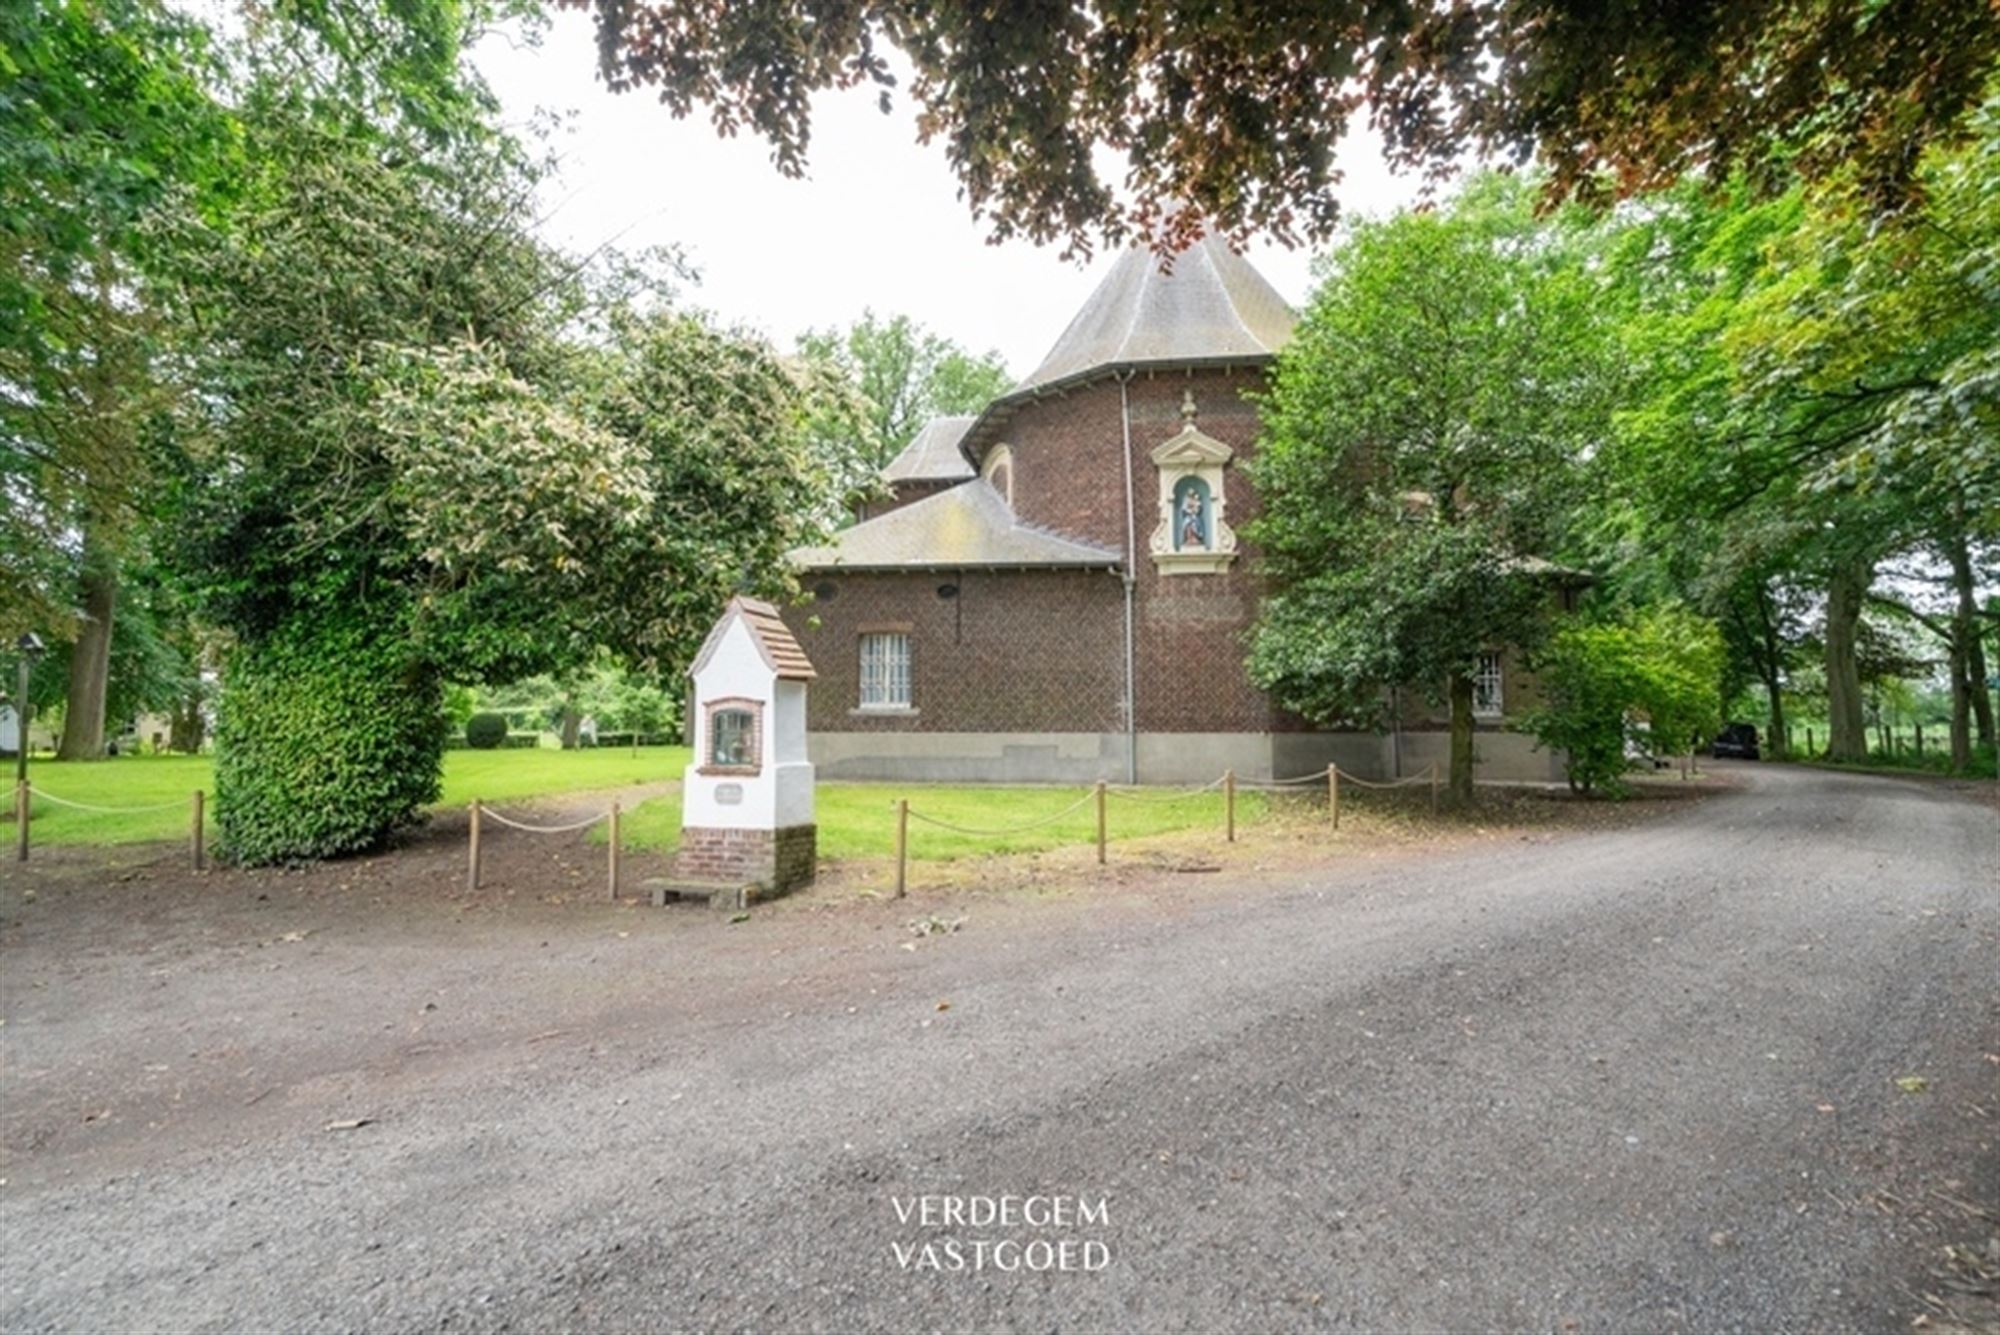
left=27, top=789, right=194, bottom=814
left=1236, top=762, right=1439, bottom=792
left=1104, top=774, right=1227, bottom=803
left=479, top=807, right=611, bottom=835
left=903, top=791, right=1097, bottom=837
left=1258, top=770, right=1335, bottom=786
left=1334, top=763, right=1441, bottom=790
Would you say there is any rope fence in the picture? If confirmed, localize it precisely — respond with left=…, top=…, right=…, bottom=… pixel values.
left=888, top=761, right=1445, bottom=897
left=465, top=797, right=622, bottom=901
left=1103, top=774, right=1229, bottom=804
left=12, top=780, right=206, bottom=870
left=10, top=776, right=626, bottom=898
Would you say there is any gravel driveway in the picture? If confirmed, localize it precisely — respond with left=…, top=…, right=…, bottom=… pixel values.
left=2, top=762, right=1994, bottom=1332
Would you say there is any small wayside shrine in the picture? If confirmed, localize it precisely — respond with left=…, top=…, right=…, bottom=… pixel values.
left=665, top=597, right=817, bottom=906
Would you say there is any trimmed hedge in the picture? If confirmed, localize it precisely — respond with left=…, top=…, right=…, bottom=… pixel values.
left=215, top=619, right=447, bottom=864
left=464, top=711, right=508, bottom=749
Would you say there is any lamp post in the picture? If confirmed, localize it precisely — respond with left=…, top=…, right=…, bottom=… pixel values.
left=15, top=631, right=44, bottom=789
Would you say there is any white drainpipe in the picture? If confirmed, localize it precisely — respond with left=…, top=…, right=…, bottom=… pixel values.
left=1119, top=370, right=1138, bottom=784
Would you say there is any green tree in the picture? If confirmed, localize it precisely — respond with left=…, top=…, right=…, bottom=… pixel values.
left=0, top=0, right=236, bottom=754
left=1596, top=89, right=2000, bottom=768
left=1248, top=179, right=1618, bottom=805
left=1522, top=607, right=1725, bottom=796
left=562, top=0, right=1997, bottom=254
left=796, top=311, right=1011, bottom=467
left=165, top=93, right=852, bottom=861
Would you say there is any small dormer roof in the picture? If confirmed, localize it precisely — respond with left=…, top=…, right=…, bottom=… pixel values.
left=790, top=478, right=1119, bottom=571
left=882, top=416, right=977, bottom=483
left=689, top=596, right=816, bottom=682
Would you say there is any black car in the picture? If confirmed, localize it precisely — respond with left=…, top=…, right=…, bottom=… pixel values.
left=1711, top=722, right=1760, bottom=760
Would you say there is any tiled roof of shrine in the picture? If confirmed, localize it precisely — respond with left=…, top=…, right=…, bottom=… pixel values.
left=689, top=596, right=817, bottom=680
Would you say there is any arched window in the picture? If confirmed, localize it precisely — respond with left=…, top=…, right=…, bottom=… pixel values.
left=982, top=443, right=1015, bottom=506
left=1172, top=475, right=1212, bottom=551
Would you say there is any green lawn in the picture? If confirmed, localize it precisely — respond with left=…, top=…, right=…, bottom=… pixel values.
left=607, top=783, right=1269, bottom=863
left=12, top=747, right=692, bottom=847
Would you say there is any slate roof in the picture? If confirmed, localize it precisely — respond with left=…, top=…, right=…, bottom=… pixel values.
left=953, top=232, right=1297, bottom=464
left=689, top=596, right=817, bottom=681
left=881, top=416, right=977, bottom=483
left=1013, top=233, right=1295, bottom=397
left=791, top=479, right=1119, bottom=571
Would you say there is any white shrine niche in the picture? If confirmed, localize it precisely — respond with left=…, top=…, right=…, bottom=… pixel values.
left=678, top=596, right=817, bottom=899
left=1148, top=390, right=1238, bottom=575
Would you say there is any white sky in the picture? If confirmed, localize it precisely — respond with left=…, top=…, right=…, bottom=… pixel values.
left=473, top=12, right=1432, bottom=377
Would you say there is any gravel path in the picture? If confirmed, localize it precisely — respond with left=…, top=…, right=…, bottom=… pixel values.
left=1, top=762, right=1994, bottom=1332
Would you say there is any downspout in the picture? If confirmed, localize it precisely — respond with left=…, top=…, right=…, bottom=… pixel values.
left=1119, top=370, right=1138, bottom=784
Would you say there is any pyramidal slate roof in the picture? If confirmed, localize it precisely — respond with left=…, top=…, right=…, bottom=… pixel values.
left=792, top=479, right=1118, bottom=572
left=1013, top=233, right=1296, bottom=397
left=689, top=596, right=816, bottom=680
left=881, top=416, right=977, bottom=483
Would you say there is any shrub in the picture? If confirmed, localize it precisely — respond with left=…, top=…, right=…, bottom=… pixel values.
left=1521, top=606, right=1723, bottom=797
left=464, top=712, right=509, bottom=750
left=216, top=618, right=447, bottom=864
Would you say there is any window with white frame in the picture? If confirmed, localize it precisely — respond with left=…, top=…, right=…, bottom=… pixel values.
left=1473, top=650, right=1504, bottom=717
left=858, top=632, right=912, bottom=709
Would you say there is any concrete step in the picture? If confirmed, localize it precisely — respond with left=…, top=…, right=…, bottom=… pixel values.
left=641, top=877, right=755, bottom=911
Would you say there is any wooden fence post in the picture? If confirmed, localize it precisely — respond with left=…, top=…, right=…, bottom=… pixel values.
left=467, top=798, right=482, bottom=892
left=14, top=780, right=27, bottom=862
left=191, top=790, right=205, bottom=872
left=607, top=800, right=621, bottom=901
left=894, top=798, right=909, bottom=899
left=1094, top=780, right=1107, bottom=866
left=1915, top=722, right=1925, bottom=758
left=1806, top=726, right=1815, bottom=756
left=1224, top=769, right=1236, bottom=843
left=1327, top=763, right=1340, bottom=830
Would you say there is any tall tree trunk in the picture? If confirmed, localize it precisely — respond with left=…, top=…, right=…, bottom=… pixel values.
left=56, top=533, right=118, bottom=760
left=1823, top=556, right=1870, bottom=762
left=1755, top=582, right=1788, bottom=759
left=1970, top=628, right=1995, bottom=748
left=559, top=707, right=581, bottom=750
left=1447, top=671, right=1475, bottom=806
left=1944, top=531, right=1994, bottom=748
left=1947, top=636, right=1972, bottom=772
left=169, top=691, right=205, bottom=753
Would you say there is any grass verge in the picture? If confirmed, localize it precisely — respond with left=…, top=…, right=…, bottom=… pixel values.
left=606, top=784, right=1270, bottom=863
left=11, top=747, right=692, bottom=847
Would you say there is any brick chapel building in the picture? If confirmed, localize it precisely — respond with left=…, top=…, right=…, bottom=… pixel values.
left=783, top=237, right=1563, bottom=785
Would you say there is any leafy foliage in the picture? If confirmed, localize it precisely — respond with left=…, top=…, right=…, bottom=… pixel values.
left=1521, top=608, right=1725, bottom=796
left=215, top=618, right=447, bottom=863
left=1590, top=89, right=2000, bottom=765
left=563, top=0, right=1999, bottom=254
left=796, top=311, right=1012, bottom=468
left=1249, top=178, right=1618, bottom=801
left=464, top=711, right=509, bottom=749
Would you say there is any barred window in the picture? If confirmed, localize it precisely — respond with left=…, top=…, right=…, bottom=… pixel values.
left=710, top=708, right=755, bottom=767
left=1473, top=651, right=1504, bottom=717
left=859, top=632, right=911, bottom=709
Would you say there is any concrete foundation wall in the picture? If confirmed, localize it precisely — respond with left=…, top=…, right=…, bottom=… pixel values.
left=808, top=731, right=1126, bottom=783
left=1389, top=730, right=1567, bottom=784
left=806, top=729, right=1562, bottom=785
